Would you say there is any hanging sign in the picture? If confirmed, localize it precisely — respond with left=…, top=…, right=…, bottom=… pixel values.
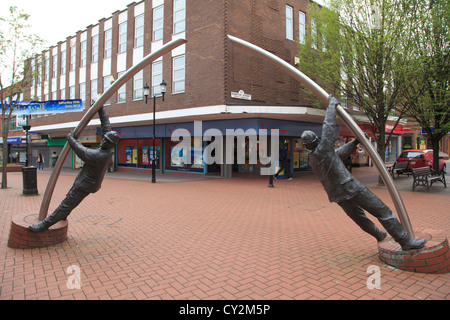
left=3, top=99, right=83, bottom=115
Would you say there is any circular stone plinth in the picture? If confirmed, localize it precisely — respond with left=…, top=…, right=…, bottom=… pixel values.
left=378, top=228, right=449, bottom=274
left=8, top=212, right=68, bottom=249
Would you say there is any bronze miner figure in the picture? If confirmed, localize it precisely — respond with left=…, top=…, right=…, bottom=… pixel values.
left=301, top=96, right=426, bottom=251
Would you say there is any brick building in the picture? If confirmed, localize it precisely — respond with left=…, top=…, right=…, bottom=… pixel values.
left=10, top=0, right=436, bottom=176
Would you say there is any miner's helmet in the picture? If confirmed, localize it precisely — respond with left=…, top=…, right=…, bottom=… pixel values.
left=301, top=130, right=319, bottom=149
left=104, top=131, right=120, bottom=144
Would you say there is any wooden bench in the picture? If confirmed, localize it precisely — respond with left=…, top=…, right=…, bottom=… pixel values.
left=389, top=161, right=411, bottom=179
left=412, top=166, right=447, bottom=191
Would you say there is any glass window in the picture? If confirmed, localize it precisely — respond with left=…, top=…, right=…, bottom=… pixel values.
left=45, top=57, right=50, bottom=81
left=117, top=72, right=126, bottom=103
left=118, top=22, right=127, bottom=54
left=104, top=29, right=112, bottom=59
left=172, top=55, right=185, bottom=94
left=92, top=34, right=99, bottom=63
left=311, top=19, right=317, bottom=49
left=153, top=5, right=164, bottom=41
left=61, top=50, right=66, bottom=75
left=135, top=14, right=144, bottom=48
left=80, top=83, right=86, bottom=108
left=134, top=70, right=143, bottom=100
left=103, top=76, right=112, bottom=105
left=69, top=86, right=75, bottom=99
left=152, top=61, right=163, bottom=96
left=80, top=41, right=87, bottom=67
left=173, top=0, right=186, bottom=34
left=286, top=5, right=293, bottom=40
left=91, top=79, right=98, bottom=103
left=70, top=46, right=76, bottom=71
left=52, top=54, right=58, bottom=78
left=299, top=11, right=306, bottom=44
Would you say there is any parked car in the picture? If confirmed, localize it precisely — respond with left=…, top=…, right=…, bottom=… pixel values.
left=396, top=149, right=446, bottom=172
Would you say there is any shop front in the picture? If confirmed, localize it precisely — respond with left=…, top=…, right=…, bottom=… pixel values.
left=112, top=118, right=332, bottom=176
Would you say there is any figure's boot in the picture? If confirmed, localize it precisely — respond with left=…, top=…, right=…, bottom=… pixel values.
left=380, top=218, right=426, bottom=250
left=29, top=210, right=69, bottom=232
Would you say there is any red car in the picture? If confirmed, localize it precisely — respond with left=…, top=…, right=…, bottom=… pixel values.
left=396, top=149, right=446, bottom=172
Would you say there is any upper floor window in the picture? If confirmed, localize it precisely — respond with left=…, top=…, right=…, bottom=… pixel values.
left=92, top=34, right=99, bottom=63
left=299, top=11, right=306, bottom=44
left=80, top=41, right=87, bottom=67
left=153, top=5, right=164, bottom=41
left=118, top=22, right=127, bottom=54
left=134, top=70, right=143, bottom=100
left=70, top=46, right=76, bottom=71
left=173, top=0, right=186, bottom=34
left=61, top=50, right=66, bottom=75
left=104, top=29, right=112, bottom=59
left=52, top=54, right=58, bottom=78
left=135, top=14, right=144, bottom=48
left=311, top=19, right=317, bottom=49
left=117, top=71, right=126, bottom=103
left=172, top=55, right=185, bottom=94
left=286, top=5, right=293, bottom=40
left=45, top=57, right=50, bottom=81
left=152, top=61, right=163, bottom=96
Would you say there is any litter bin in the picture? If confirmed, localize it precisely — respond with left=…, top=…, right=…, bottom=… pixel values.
left=22, top=166, right=38, bottom=195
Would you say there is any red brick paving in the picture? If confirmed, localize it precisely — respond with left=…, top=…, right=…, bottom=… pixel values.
left=0, top=166, right=449, bottom=300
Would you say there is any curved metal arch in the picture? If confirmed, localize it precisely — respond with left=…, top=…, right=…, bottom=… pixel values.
left=228, top=35, right=414, bottom=238
left=38, top=38, right=187, bottom=221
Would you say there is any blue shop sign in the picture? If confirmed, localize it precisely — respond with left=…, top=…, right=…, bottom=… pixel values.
left=3, top=99, right=83, bottom=115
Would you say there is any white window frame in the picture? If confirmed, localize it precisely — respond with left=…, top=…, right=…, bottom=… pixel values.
left=104, top=29, right=112, bottom=59
left=118, top=22, right=127, bottom=54
left=152, top=61, right=163, bottom=96
left=173, top=0, right=186, bottom=34
left=92, top=35, right=99, bottom=63
left=299, top=11, right=306, bottom=44
left=61, top=50, right=66, bottom=75
left=134, top=14, right=144, bottom=48
left=134, top=70, right=143, bottom=100
left=172, top=55, right=185, bottom=94
left=153, top=5, right=164, bottom=41
left=286, top=5, right=294, bottom=40
left=80, top=41, right=87, bottom=67
left=117, top=71, right=126, bottom=103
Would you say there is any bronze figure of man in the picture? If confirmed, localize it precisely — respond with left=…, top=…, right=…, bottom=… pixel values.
left=29, top=107, right=119, bottom=232
left=301, top=96, right=426, bottom=251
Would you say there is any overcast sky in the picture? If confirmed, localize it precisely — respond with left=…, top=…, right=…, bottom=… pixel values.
left=1, top=0, right=133, bottom=48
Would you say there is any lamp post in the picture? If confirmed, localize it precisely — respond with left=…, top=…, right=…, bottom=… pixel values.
left=144, top=80, right=166, bottom=183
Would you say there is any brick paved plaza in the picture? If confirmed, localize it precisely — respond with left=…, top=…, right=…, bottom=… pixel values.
left=0, top=166, right=449, bottom=301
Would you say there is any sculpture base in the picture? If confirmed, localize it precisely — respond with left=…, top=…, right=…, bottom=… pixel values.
left=7, top=212, right=68, bottom=249
left=378, top=228, right=449, bottom=274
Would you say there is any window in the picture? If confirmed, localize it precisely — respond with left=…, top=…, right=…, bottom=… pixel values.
left=173, top=0, right=186, bottom=34
left=118, top=22, right=127, bottom=54
left=104, top=29, right=112, bottom=59
left=52, top=54, right=58, bottom=78
left=172, top=55, right=185, bottom=94
left=61, top=50, right=66, bottom=74
left=80, top=41, right=87, bottom=67
left=60, top=88, right=66, bottom=100
left=103, top=76, right=112, bottom=105
left=134, top=70, right=143, bottom=100
left=69, top=86, right=75, bottom=99
left=45, top=57, right=50, bottom=81
left=135, top=14, right=144, bottom=48
left=117, top=72, right=126, bottom=103
left=311, top=19, right=317, bottom=49
left=80, top=83, right=86, bottom=108
left=152, top=61, right=163, bottom=96
left=299, top=11, right=306, bottom=44
left=52, top=91, right=57, bottom=100
left=153, top=5, right=164, bottom=41
left=70, top=45, right=76, bottom=71
left=286, top=5, right=293, bottom=40
left=91, top=79, right=98, bottom=103
left=92, top=35, right=99, bottom=63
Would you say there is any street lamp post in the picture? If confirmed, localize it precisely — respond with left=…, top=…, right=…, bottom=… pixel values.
left=144, top=80, right=166, bottom=183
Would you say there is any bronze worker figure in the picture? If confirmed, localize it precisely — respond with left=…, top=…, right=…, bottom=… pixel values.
left=29, top=107, right=119, bottom=232
left=301, top=96, right=426, bottom=251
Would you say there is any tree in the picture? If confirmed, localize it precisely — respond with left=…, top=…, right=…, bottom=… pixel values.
left=297, top=0, right=417, bottom=172
left=403, top=0, right=449, bottom=171
left=0, top=6, right=44, bottom=188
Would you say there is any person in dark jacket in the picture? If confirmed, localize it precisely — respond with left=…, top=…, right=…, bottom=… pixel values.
left=301, top=96, right=426, bottom=251
left=274, top=144, right=292, bottom=180
left=29, top=107, right=119, bottom=232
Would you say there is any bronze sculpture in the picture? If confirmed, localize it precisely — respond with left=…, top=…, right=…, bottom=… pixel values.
left=29, top=107, right=119, bottom=232
left=301, top=96, right=426, bottom=250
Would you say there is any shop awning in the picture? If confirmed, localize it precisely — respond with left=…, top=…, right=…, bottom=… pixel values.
left=47, top=139, right=67, bottom=146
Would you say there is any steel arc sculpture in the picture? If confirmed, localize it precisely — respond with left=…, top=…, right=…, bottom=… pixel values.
left=228, top=35, right=415, bottom=238
left=38, top=37, right=187, bottom=222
